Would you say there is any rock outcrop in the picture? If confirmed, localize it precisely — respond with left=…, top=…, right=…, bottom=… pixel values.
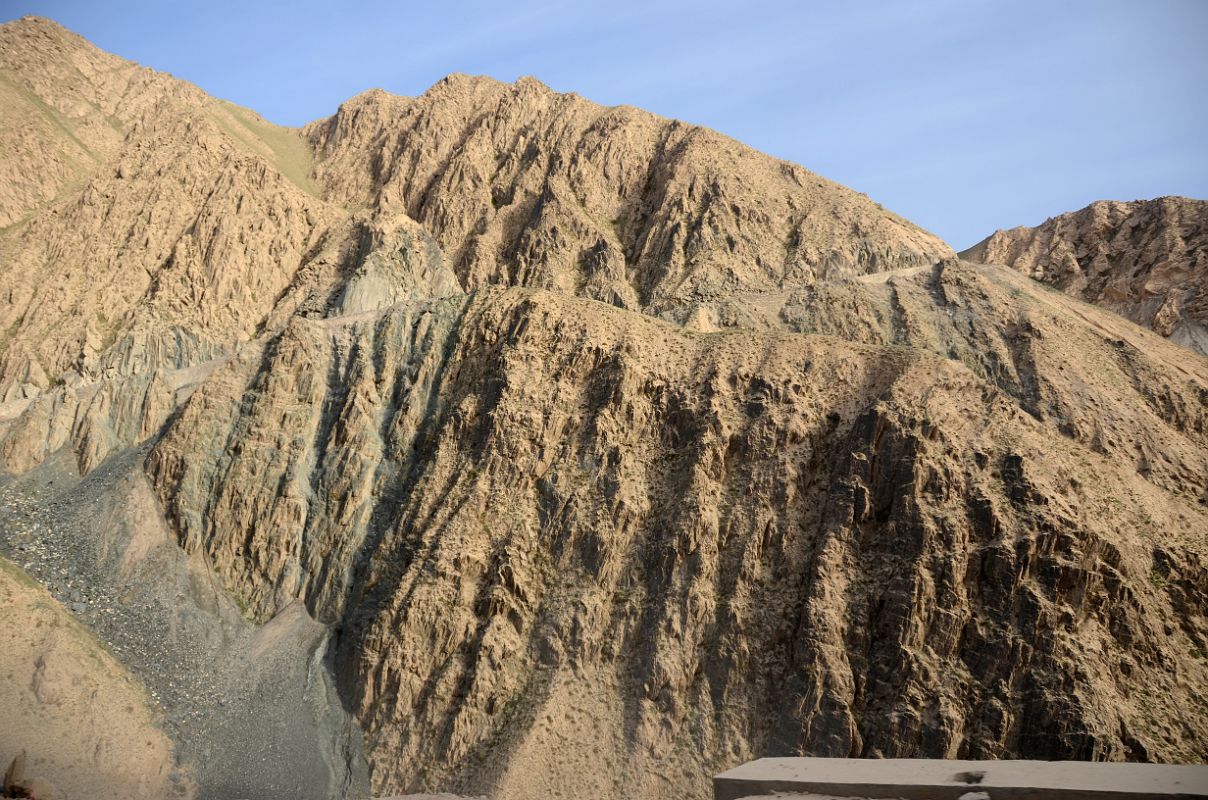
left=0, top=16, right=949, bottom=476
left=304, top=77, right=952, bottom=314
left=146, top=275, right=1208, bottom=798
left=961, top=197, right=1208, bottom=354
left=0, top=16, right=359, bottom=473
left=2, top=14, right=1207, bottom=800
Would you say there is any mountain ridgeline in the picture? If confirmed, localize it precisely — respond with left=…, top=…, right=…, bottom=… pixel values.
left=0, top=15, right=1206, bottom=800
left=961, top=196, right=1208, bottom=355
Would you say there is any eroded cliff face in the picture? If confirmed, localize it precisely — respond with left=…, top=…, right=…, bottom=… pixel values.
left=2, top=14, right=1208, bottom=800
left=0, top=16, right=949, bottom=478
left=0, top=16, right=363, bottom=476
left=147, top=280, right=1208, bottom=798
left=961, top=197, right=1208, bottom=355
left=302, top=76, right=953, bottom=312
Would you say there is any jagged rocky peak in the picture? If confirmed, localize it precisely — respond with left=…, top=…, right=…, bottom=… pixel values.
left=334, top=213, right=463, bottom=315
left=962, top=196, right=1208, bottom=354
left=303, top=72, right=953, bottom=310
left=0, top=18, right=953, bottom=477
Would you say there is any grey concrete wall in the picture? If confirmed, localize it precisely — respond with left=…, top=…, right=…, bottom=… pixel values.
left=714, top=758, right=1208, bottom=800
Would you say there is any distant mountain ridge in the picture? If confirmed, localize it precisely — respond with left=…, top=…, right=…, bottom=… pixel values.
left=962, top=196, right=1208, bottom=354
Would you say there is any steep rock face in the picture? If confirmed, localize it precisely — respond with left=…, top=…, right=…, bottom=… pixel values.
left=961, top=197, right=1208, bottom=355
left=333, top=214, right=463, bottom=316
left=0, top=17, right=951, bottom=477
left=0, top=16, right=360, bottom=473
left=0, top=111, right=346, bottom=472
left=147, top=286, right=1208, bottom=799
left=148, top=295, right=467, bottom=621
left=303, top=77, right=953, bottom=313
left=616, top=257, right=1208, bottom=527
left=0, top=329, right=230, bottom=475
left=710, top=260, right=1208, bottom=504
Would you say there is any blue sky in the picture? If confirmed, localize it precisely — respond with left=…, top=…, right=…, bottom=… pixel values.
left=5, top=0, right=1206, bottom=248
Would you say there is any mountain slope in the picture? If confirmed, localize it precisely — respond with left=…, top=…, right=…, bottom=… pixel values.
left=0, top=556, right=187, bottom=800
left=0, top=16, right=950, bottom=476
left=961, top=197, right=1208, bottom=354
left=0, top=16, right=361, bottom=474
left=0, top=16, right=1206, bottom=800
left=304, top=77, right=952, bottom=314
left=0, top=15, right=318, bottom=226
left=146, top=269, right=1208, bottom=798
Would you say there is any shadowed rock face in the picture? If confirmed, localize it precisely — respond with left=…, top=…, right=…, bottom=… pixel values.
left=2, top=14, right=1208, bottom=800
left=961, top=197, right=1208, bottom=355
left=145, top=276, right=1208, bottom=798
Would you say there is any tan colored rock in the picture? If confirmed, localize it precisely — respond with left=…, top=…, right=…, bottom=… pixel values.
left=0, top=16, right=316, bottom=227
left=0, top=557, right=191, bottom=800
left=961, top=197, right=1208, bottom=354
left=0, top=16, right=360, bottom=473
left=0, top=17, right=950, bottom=476
left=303, top=75, right=953, bottom=312
left=3, top=16, right=1208, bottom=800
left=149, top=279, right=1208, bottom=798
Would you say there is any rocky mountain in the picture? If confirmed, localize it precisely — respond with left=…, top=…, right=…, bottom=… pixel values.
left=0, top=15, right=950, bottom=476
left=302, top=77, right=949, bottom=314
left=961, top=197, right=1208, bottom=355
left=1, top=15, right=1206, bottom=800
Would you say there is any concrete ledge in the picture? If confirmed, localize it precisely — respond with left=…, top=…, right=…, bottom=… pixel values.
left=714, top=758, right=1208, bottom=800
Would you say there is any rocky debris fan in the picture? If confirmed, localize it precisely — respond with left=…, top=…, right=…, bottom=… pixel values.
left=0, top=555, right=186, bottom=799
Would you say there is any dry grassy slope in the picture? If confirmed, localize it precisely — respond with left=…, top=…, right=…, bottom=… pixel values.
left=0, top=16, right=319, bottom=227
left=961, top=197, right=1208, bottom=355
left=303, top=76, right=952, bottom=312
left=0, top=556, right=190, bottom=800
left=0, top=14, right=347, bottom=375
left=147, top=280, right=1208, bottom=799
